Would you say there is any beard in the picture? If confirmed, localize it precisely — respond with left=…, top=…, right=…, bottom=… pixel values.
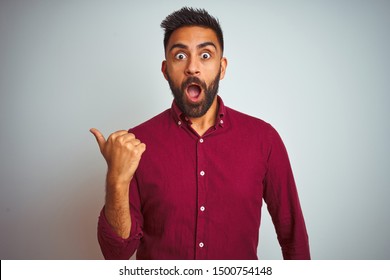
left=166, top=69, right=221, bottom=118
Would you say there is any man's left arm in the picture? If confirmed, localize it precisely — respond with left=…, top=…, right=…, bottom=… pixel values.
left=262, top=126, right=311, bottom=260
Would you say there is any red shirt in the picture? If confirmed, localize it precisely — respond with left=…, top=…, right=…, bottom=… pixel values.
left=97, top=97, right=310, bottom=260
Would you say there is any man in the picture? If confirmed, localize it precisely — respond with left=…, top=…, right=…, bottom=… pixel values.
left=90, top=7, right=310, bottom=260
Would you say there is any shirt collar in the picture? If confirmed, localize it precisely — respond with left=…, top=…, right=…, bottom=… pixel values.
left=171, top=95, right=226, bottom=128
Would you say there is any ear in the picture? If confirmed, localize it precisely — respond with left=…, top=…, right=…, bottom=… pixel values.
left=161, top=60, right=168, bottom=81
left=219, top=57, right=228, bottom=80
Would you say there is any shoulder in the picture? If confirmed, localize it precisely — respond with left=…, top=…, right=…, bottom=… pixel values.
left=129, top=109, right=172, bottom=136
left=224, top=106, right=284, bottom=144
left=225, top=106, right=274, bottom=131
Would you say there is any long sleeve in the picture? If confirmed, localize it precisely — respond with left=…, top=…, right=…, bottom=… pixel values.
left=263, top=127, right=310, bottom=260
left=97, top=178, right=144, bottom=259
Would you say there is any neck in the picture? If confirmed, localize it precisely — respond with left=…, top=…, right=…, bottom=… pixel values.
left=189, top=96, right=219, bottom=136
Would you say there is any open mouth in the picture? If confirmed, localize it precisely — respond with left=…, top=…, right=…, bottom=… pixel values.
left=186, top=84, right=202, bottom=102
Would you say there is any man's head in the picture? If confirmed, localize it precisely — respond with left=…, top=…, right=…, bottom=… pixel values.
left=160, top=7, right=227, bottom=119
left=161, top=7, right=224, bottom=56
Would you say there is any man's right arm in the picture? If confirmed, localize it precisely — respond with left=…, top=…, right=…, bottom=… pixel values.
left=104, top=176, right=132, bottom=239
left=90, top=128, right=146, bottom=258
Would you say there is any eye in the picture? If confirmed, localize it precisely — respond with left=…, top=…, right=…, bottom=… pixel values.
left=201, top=52, right=211, bottom=59
left=175, top=52, right=187, bottom=60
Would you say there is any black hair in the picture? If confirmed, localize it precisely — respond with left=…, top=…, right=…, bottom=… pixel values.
left=160, top=7, right=224, bottom=54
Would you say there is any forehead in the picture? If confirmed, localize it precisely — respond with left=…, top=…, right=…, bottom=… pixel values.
left=167, top=26, right=220, bottom=51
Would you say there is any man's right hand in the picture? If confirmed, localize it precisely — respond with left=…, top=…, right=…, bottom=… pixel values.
left=90, top=128, right=146, bottom=185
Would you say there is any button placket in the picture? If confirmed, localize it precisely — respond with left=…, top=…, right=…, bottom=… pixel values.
left=195, top=135, right=207, bottom=259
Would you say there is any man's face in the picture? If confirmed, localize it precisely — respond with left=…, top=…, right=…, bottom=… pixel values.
left=162, top=26, right=227, bottom=118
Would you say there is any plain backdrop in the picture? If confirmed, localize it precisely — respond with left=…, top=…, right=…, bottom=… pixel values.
left=0, top=0, right=389, bottom=259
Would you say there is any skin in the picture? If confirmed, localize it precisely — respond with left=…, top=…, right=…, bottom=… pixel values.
left=162, top=26, right=227, bottom=135
left=90, top=26, right=228, bottom=238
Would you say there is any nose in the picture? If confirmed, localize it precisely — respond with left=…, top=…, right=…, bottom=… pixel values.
left=185, top=57, right=200, bottom=76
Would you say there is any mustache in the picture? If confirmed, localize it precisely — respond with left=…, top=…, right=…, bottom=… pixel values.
left=181, top=77, right=207, bottom=91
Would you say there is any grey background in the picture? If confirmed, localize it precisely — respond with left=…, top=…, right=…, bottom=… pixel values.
left=0, top=0, right=389, bottom=259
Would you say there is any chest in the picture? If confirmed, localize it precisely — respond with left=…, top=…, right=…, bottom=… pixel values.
left=135, top=128, right=268, bottom=210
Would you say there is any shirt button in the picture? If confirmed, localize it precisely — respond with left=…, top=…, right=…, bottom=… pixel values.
left=199, top=138, right=204, bottom=143
left=177, top=121, right=182, bottom=126
left=200, top=171, right=205, bottom=176
left=200, top=206, right=205, bottom=211
left=220, top=119, right=224, bottom=124
left=199, top=242, right=204, bottom=248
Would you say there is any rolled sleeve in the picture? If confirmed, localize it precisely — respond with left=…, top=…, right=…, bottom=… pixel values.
left=97, top=179, right=144, bottom=260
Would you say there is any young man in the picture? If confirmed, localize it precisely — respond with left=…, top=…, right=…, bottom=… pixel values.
left=90, top=7, right=310, bottom=260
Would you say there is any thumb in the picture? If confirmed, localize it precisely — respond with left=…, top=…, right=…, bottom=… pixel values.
left=89, top=128, right=106, bottom=153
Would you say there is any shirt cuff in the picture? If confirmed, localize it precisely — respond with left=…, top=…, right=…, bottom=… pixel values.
left=97, top=207, right=143, bottom=259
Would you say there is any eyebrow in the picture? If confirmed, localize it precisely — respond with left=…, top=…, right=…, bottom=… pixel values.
left=169, top=41, right=218, bottom=52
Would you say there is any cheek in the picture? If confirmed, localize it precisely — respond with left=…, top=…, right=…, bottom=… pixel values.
left=204, top=62, right=220, bottom=74
left=169, top=64, right=185, bottom=75
left=205, top=64, right=221, bottom=81
left=168, top=66, right=186, bottom=83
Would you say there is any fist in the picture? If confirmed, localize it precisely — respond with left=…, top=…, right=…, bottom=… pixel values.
left=90, top=128, right=146, bottom=184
